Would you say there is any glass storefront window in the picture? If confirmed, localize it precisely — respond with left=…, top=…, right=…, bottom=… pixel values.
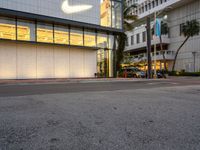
left=97, top=48, right=113, bottom=77
left=17, top=20, right=35, bottom=41
left=97, top=32, right=108, bottom=48
left=100, top=0, right=122, bottom=29
left=108, top=34, right=114, bottom=49
left=84, top=29, right=96, bottom=47
left=97, top=49, right=105, bottom=77
left=108, top=49, right=113, bottom=77
left=37, top=22, right=53, bottom=43
left=112, top=1, right=122, bottom=29
left=100, top=0, right=112, bottom=27
left=70, top=27, right=83, bottom=46
left=54, top=25, right=69, bottom=45
left=0, top=17, right=16, bottom=40
left=0, top=16, right=117, bottom=50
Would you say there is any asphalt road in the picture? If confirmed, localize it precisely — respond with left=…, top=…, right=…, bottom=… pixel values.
left=0, top=77, right=200, bottom=150
left=0, top=77, right=200, bottom=97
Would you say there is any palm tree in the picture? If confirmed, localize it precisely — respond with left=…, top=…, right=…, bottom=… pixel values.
left=113, top=2, right=137, bottom=77
left=172, top=20, right=200, bottom=72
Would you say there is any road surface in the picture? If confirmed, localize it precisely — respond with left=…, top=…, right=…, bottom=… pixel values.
left=0, top=77, right=200, bottom=150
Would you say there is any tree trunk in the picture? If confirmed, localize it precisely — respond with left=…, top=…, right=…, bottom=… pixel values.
left=159, top=36, right=167, bottom=71
left=116, top=33, right=126, bottom=72
left=172, top=36, right=190, bottom=72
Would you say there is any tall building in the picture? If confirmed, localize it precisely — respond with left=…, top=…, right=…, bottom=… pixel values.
left=125, top=0, right=200, bottom=72
left=0, top=0, right=122, bottom=79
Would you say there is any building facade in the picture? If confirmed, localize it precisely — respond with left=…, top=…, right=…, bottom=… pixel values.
left=0, top=0, right=122, bottom=79
left=125, top=0, right=200, bottom=72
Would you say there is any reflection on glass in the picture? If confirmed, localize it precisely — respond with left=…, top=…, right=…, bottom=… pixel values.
left=17, top=20, right=35, bottom=41
left=97, top=49, right=105, bottom=77
left=54, top=25, right=69, bottom=45
left=108, top=49, right=113, bottom=77
left=97, top=32, right=108, bottom=48
left=70, top=27, right=83, bottom=46
left=108, top=34, right=114, bottom=49
left=97, top=48, right=112, bottom=77
left=0, top=17, right=16, bottom=40
left=112, top=1, right=122, bottom=29
left=100, top=0, right=111, bottom=27
left=37, top=22, right=53, bottom=43
left=84, top=29, right=96, bottom=47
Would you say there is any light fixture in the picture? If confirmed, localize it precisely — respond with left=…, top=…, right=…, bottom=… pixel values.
left=163, top=15, right=168, bottom=20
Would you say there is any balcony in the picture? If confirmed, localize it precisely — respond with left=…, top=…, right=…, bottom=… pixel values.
left=125, top=35, right=170, bottom=52
left=139, top=0, right=181, bottom=19
left=126, top=50, right=175, bottom=63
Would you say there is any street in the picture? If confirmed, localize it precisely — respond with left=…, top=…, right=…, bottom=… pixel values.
left=0, top=77, right=200, bottom=150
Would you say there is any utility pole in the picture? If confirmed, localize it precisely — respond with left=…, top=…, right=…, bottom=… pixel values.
left=153, top=12, right=157, bottom=78
left=146, top=16, right=152, bottom=79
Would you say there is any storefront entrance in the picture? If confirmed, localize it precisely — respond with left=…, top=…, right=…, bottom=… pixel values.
left=97, top=48, right=113, bottom=78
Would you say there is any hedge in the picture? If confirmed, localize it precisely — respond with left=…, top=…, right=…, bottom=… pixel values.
left=168, top=71, right=200, bottom=76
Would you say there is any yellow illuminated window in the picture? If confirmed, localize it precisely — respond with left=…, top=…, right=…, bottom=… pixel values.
left=84, top=34, right=96, bottom=47
left=97, top=33, right=108, bottom=48
left=84, top=30, right=96, bottom=47
left=37, top=28, right=53, bottom=43
left=0, top=23, right=16, bottom=40
left=17, top=25, right=30, bottom=41
left=54, top=30, right=69, bottom=45
left=100, top=0, right=111, bottom=27
left=70, top=28, right=83, bottom=46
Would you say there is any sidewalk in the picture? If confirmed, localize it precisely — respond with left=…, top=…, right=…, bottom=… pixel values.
left=0, top=78, right=166, bottom=86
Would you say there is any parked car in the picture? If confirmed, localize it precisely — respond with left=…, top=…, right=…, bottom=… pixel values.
left=121, top=67, right=146, bottom=78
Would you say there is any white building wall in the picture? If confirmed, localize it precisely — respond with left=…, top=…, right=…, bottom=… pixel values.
left=54, top=46, right=70, bottom=78
left=138, top=0, right=181, bottom=19
left=168, top=0, right=200, bottom=72
left=0, top=0, right=100, bottom=25
left=17, top=43, right=37, bottom=79
left=0, top=41, right=97, bottom=79
left=0, top=42, right=17, bottom=79
left=125, top=24, right=170, bottom=52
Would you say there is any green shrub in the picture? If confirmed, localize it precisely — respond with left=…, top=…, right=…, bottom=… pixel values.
left=168, top=71, right=200, bottom=76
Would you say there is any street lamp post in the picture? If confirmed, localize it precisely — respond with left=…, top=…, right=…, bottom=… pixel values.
left=192, top=52, right=197, bottom=72
left=146, top=7, right=171, bottom=79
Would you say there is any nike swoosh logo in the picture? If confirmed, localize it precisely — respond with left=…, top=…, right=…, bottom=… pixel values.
left=61, top=0, right=93, bottom=14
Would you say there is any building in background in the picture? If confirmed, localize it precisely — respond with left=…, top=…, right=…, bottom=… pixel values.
left=125, top=0, right=200, bottom=72
left=0, top=0, right=122, bottom=79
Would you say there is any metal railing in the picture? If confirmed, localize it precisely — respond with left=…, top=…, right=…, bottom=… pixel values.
left=125, top=50, right=175, bottom=63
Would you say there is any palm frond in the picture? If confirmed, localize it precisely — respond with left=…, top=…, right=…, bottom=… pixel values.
left=115, top=1, right=138, bottom=72
left=124, top=15, right=138, bottom=21
left=124, top=4, right=137, bottom=16
left=182, top=20, right=200, bottom=37
left=124, top=21, right=134, bottom=31
left=123, top=3, right=137, bottom=31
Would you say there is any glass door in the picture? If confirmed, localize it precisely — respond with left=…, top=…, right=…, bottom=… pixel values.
left=97, top=49, right=110, bottom=78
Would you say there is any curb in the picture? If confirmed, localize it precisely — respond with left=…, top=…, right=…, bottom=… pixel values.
left=0, top=78, right=168, bottom=86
